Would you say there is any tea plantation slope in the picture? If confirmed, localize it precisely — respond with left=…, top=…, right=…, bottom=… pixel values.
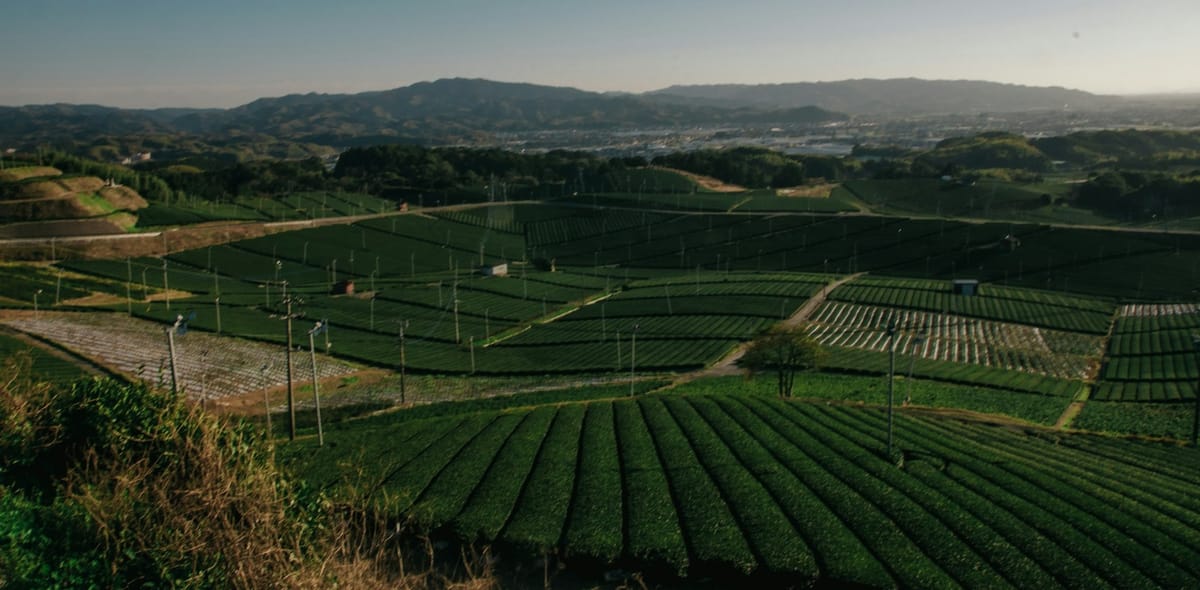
left=280, top=394, right=1200, bottom=587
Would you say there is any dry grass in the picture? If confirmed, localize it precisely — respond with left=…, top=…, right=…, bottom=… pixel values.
left=98, top=185, right=149, bottom=211
left=0, top=193, right=96, bottom=220
left=0, top=166, right=62, bottom=183
left=4, top=177, right=105, bottom=201
left=58, top=177, right=107, bottom=194
left=0, top=355, right=496, bottom=589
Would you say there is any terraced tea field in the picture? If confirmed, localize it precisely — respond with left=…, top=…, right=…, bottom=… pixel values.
left=13, top=203, right=1199, bottom=426
left=0, top=329, right=94, bottom=383
left=826, top=276, right=1115, bottom=335
left=40, top=212, right=841, bottom=376
left=808, top=302, right=1102, bottom=380
left=1094, top=303, right=1200, bottom=402
left=281, top=393, right=1200, bottom=587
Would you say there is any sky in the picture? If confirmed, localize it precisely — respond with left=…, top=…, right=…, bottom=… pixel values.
left=2, top=0, right=1198, bottom=108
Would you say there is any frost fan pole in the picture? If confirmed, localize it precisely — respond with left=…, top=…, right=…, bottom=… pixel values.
left=308, top=321, right=326, bottom=447
left=886, top=321, right=898, bottom=459
left=285, top=297, right=296, bottom=441
left=1192, top=334, right=1200, bottom=447
left=399, top=321, right=408, bottom=405
left=166, top=314, right=184, bottom=397
left=629, top=324, right=639, bottom=397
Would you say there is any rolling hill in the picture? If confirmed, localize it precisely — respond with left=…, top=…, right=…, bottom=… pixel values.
left=0, top=79, right=849, bottom=148
left=3, top=77, right=1130, bottom=150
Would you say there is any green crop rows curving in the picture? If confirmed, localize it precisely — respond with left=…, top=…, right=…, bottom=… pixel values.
left=280, top=393, right=1200, bottom=586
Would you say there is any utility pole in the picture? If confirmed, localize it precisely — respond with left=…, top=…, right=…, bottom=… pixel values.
left=469, top=336, right=476, bottom=374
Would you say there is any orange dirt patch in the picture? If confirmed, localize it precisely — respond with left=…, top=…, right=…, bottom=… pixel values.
left=776, top=183, right=837, bottom=198
left=59, top=292, right=128, bottom=307
left=650, top=166, right=745, bottom=193
left=144, top=289, right=194, bottom=302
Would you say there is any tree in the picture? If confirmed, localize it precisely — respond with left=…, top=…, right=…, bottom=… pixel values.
left=737, top=327, right=827, bottom=398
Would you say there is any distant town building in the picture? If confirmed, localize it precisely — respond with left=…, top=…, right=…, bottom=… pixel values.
left=331, top=280, right=356, bottom=295
left=121, top=152, right=152, bottom=165
left=952, top=279, right=979, bottom=296
left=480, top=263, right=508, bottom=277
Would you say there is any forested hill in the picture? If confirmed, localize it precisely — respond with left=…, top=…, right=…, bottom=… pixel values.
left=0, top=79, right=847, bottom=148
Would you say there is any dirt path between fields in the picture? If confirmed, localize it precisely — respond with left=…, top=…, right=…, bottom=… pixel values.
left=1054, top=380, right=1095, bottom=429
left=666, top=271, right=866, bottom=387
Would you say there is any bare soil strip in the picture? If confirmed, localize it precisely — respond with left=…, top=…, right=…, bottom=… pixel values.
left=650, top=166, right=745, bottom=192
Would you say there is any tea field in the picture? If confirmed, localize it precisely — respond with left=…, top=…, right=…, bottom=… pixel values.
left=280, top=392, right=1200, bottom=587
left=3, top=200, right=1195, bottom=442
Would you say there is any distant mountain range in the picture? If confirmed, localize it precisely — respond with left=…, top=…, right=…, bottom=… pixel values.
left=648, top=78, right=1119, bottom=114
left=0, top=77, right=1125, bottom=150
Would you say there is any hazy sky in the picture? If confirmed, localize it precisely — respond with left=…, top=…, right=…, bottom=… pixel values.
left=2, top=0, right=1197, bottom=108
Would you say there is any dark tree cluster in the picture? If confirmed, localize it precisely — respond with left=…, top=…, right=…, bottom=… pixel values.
left=333, top=145, right=639, bottom=192
left=1077, top=170, right=1200, bottom=220
left=651, top=147, right=851, bottom=188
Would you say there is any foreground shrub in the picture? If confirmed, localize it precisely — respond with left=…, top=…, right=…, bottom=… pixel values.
left=0, top=353, right=491, bottom=588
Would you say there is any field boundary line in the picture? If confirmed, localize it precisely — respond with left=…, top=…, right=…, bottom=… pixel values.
left=726, top=197, right=753, bottom=213
left=1054, top=385, right=1091, bottom=429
